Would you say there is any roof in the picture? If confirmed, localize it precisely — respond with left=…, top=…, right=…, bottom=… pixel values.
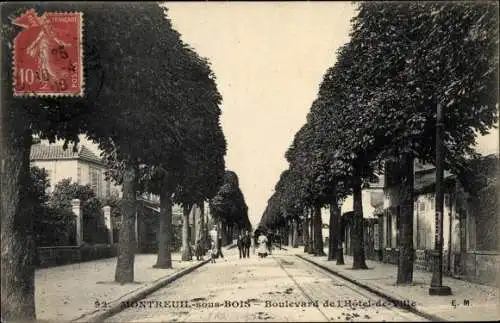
left=30, top=144, right=103, bottom=165
left=414, top=162, right=435, bottom=172
left=137, top=198, right=184, bottom=225
left=365, top=174, right=385, bottom=189
left=414, top=167, right=455, bottom=194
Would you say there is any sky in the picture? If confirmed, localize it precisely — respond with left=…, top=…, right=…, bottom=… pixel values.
left=164, top=2, right=357, bottom=228
left=76, top=2, right=498, bottom=229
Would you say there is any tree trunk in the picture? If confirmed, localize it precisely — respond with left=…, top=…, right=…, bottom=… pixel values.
left=217, top=220, right=223, bottom=257
left=397, top=155, right=414, bottom=284
left=196, top=201, right=205, bottom=245
left=288, top=219, right=293, bottom=246
left=308, top=208, right=314, bottom=254
left=328, top=197, right=340, bottom=261
left=154, top=185, right=173, bottom=269
left=292, top=218, right=299, bottom=248
left=191, top=206, right=196, bottom=246
left=220, top=221, right=227, bottom=246
left=336, top=196, right=345, bottom=265
left=336, top=215, right=345, bottom=265
left=1, top=131, right=37, bottom=321
left=313, top=205, right=326, bottom=256
left=352, top=176, right=368, bottom=269
left=303, top=216, right=310, bottom=253
left=222, top=222, right=228, bottom=246
left=115, top=163, right=137, bottom=283
left=181, top=204, right=192, bottom=261
left=279, top=226, right=283, bottom=249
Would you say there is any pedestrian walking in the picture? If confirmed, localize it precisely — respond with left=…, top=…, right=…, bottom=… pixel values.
left=257, top=232, right=269, bottom=258
left=237, top=234, right=244, bottom=259
left=209, top=242, right=217, bottom=263
left=195, top=240, right=203, bottom=261
left=189, top=243, right=195, bottom=260
left=243, top=231, right=251, bottom=258
left=217, top=235, right=224, bottom=259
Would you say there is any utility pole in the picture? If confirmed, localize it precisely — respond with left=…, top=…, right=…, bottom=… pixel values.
left=429, top=103, right=452, bottom=296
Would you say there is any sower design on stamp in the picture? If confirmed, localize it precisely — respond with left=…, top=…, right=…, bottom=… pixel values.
left=12, top=9, right=83, bottom=97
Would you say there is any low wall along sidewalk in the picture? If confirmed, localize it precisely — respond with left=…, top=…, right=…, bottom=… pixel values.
left=37, top=244, right=118, bottom=268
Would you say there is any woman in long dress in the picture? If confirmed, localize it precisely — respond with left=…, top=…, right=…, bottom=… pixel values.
left=257, top=233, right=269, bottom=258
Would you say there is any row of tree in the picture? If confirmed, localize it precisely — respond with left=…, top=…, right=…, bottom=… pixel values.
left=210, top=170, right=252, bottom=246
left=1, top=3, right=238, bottom=321
left=259, top=1, right=498, bottom=283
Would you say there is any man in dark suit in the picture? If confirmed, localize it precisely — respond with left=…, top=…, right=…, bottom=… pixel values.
left=243, top=231, right=251, bottom=258
left=237, top=234, right=244, bottom=259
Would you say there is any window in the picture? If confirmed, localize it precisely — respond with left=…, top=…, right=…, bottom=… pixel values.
left=419, top=202, right=426, bottom=212
left=89, top=167, right=101, bottom=196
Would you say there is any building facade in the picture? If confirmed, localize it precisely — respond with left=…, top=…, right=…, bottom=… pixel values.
left=375, top=157, right=499, bottom=286
left=30, top=143, right=121, bottom=198
left=137, top=193, right=210, bottom=253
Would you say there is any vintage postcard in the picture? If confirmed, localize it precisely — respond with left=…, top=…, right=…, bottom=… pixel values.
left=0, top=1, right=498, bottom=322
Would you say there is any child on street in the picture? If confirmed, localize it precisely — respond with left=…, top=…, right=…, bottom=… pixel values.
left=209, top=242, right=217, bottom=263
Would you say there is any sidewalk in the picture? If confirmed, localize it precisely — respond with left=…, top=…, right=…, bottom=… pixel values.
left=35, top=251, right=214, bottom=322
left=296, top=250, right=499, bottom=321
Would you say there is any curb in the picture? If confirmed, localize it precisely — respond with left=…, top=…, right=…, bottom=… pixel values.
left=296, top=254, right=445, bottom=322
left=72, top=258, right=210, bottom=323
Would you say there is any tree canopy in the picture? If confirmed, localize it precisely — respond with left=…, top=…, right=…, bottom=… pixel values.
left=211, top=171, right=251, bottom=231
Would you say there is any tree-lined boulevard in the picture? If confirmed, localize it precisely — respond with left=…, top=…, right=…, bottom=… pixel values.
left=259, top=0, right=498, bottom=287
left=1, top=2, right=499, bottom=322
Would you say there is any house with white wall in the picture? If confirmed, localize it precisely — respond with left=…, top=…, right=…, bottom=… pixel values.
left=30, top=143, right=121, bottom=198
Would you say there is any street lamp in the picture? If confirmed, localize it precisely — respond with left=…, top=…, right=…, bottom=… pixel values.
left=429, top=103, right=452, bottom=296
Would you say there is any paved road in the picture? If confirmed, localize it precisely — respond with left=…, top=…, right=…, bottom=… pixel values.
left=108, top=248, right=428, bottom=322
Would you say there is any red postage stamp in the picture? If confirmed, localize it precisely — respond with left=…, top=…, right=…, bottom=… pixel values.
left=12, top=9, right=83, bottom=97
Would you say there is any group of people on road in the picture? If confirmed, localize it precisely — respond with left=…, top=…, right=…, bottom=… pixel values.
left=236, top=231, right=252, bottom=259
left=236, top=229, right=274, bottom=259
left=196, top=226, right=277, bottom=262
left=191, top=225, right=224, bottom=264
